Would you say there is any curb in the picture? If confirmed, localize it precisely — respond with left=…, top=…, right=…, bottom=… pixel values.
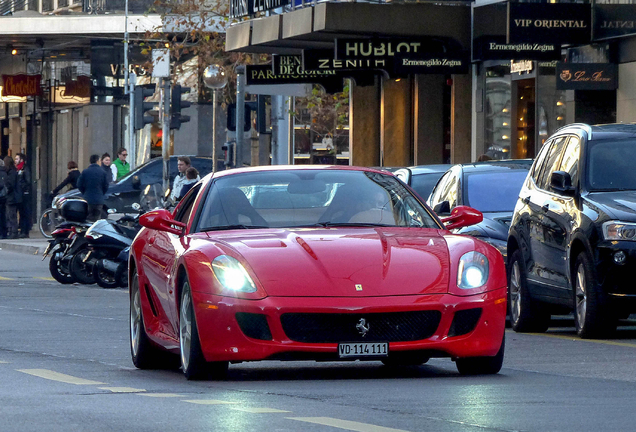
left=0, top=241, right=48, bottom=256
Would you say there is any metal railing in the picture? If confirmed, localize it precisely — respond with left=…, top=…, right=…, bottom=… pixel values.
left=0, top=0, right=153, bottom=14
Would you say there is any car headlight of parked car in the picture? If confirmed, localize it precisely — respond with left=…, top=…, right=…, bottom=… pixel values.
left=457, top=251, right=489, bottom=289
left=602, top=221, right=636, bottom=241
left=212, top=255, right=257, bottom=293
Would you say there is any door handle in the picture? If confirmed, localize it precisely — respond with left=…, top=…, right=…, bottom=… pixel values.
left=542, top=204, right=550, bottom=213
left=522, top=196, right=530, bottom=204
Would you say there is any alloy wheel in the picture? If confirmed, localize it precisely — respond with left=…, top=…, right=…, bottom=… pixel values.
left=509, top=260, right=521, bottom=325
left=130, top=282, right=141, bottom=358
left=180, top=285, right=192, bottom=371
left=575, top=263, right=587, bottom=327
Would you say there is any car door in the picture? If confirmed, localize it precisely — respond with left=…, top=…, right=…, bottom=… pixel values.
left=528, top=135, right=569, bottom=296
left=540, top=135, right=581, bottom=298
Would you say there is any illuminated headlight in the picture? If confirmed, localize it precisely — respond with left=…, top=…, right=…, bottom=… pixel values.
left=603, top=221, right=636, bottom=241
left=457, top=251, right=489, bottom=289
left=212, top=255, right=257, bottom=293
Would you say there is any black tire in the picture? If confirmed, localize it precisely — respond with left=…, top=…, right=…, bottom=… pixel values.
left=130, top=273, right=178, bottom=369
left=95, top=260, right=119, bottom=289
left=456, top=335, right=505, bottom=375
left=49, top=253, right=75, bottom=284
left=179, top=279, right=228, bottom=380
left=70, top=248, right=96, bottom=285
left=507, top=249, right=550, bottom=333
left=573, top=252, right=617, bottom=339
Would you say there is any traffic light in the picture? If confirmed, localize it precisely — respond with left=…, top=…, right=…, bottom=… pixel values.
left=133, top=85, right=157, bottom=131
left=227, top=103, right=252, bottom=132
left=170, top=85, right=191, bottom=130
left=222, top=141, right=235, bottom=168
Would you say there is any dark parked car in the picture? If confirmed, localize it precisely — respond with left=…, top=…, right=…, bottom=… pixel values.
left=394, top=164, right=452, bottom=200
left=427, top=160, right=533, bottom=262
left=507, top=123, right=636, bottom=338
left=54, top=156, right=214, bottom=214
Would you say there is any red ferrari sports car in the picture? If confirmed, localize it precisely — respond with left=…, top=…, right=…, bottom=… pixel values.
left=129, top=166, right=507, bottom=380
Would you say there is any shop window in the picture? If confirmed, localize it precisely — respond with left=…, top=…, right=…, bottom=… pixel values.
left=42, top=0, right=53, bottom=11
left=484, top=65, right=511, bottom=160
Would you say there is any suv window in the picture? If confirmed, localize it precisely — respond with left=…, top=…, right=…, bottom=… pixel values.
left=559, top=136, right=580, bottom=187
left=531, top=139, right=553, bottom=184
left=537, top=136, right=568, bottom=190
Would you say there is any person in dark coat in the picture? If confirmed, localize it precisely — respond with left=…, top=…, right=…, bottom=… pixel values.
left=15, top=153, right=31, bottom=238
left=52, top=161, right=81, bottom=197
left=0, top=159, right=7, bottom=239
left=4, top=156, right=21, bottom=239
left=77, top=154, right=110, bottom=221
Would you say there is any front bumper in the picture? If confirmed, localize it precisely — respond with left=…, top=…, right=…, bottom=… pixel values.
left=191, top=287, right=507, bottom=363
left=598, top=242, right=636, bottom=298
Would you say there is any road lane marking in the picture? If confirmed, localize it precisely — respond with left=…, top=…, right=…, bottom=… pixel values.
left=0, top=361, right=8, bottom=364
left=34, top=277, right=55, bottom=281
left=528, top=332, right=636, bottom=349
left=287, top=417, right=409, bottom=432
left=182, top=400, right=238, bottom=405
left=99, top=387, right=146, bottom=393
left=231, top=407, right=291, bottom=413
left=0, top=276, right=14, bottom=280
left=139, top=393, right=185, bottom=398
left=17, top=369, right=105, bottom=385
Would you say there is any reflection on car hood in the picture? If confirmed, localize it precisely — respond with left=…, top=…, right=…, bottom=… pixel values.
left=206, top=228, right=451, bottom=297
left=457, top=211, right=511, bottom=242
left=587, top=191, right=636, bottom=221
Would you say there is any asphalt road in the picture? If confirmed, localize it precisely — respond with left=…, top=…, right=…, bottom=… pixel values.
left=2, top=249, right=636, bottom=432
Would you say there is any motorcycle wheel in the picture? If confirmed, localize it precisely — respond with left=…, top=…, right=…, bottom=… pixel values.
left=95, top=259, right=120, bottom=289
left=49, top=253, right=75, bottom=284
left=70, top=248, right=96, bottom=285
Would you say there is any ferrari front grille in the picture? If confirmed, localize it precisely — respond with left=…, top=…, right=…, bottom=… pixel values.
left=280, top=311, right=442, bottom=343
left=448, top=308, right=482, bottom=337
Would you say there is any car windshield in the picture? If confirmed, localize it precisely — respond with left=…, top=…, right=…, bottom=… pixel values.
left=465, top=170, right=529, bottom=212
left=588, top=139, right=636, bottom=191
left=196, top=170, right=441, bottom=231
left=410, top=172, right=446, bottom=200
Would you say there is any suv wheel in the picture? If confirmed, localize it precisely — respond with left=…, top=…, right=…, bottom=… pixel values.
left=508, top=249, right=550, bottom=333
left=573, top=252, right=616, bottom=338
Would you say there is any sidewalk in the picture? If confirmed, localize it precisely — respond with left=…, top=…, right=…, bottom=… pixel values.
left=0, top=229, right=49, bottom=256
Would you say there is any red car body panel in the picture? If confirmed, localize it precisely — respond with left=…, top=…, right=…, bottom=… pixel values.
left=130, top=167, right=508, bottom=364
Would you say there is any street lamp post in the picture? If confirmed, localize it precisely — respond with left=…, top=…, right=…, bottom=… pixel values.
left=203, top=65, right=227, bottom=172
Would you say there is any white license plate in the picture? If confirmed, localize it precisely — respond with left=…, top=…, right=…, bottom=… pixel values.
left=338, top=342, right=388, bottom=358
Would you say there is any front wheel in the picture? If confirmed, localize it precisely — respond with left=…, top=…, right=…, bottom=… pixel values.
left=95, top=260, right=120, bottom=289
left=39, top=209, right=55, bottom=239
left=179, top=280, right=228, bottom=380
left=456, top=336, right=505, bottom=375
left=49, top=252, right=75, bottom=284
left=573, top=252, right=616, bottom=338
left=508, top=249, right=550, bottom=333
left=69, top=249, right=96, bottom=285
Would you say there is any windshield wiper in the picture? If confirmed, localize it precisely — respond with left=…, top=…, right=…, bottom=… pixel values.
left=308, top=222, right=395, bottom=228
left=201, top=225, right=269, bottom=232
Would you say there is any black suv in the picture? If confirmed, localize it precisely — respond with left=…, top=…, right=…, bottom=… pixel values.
left=55, top=156, right=214, bottom=214
left=507, top=123, right=636, bottom=338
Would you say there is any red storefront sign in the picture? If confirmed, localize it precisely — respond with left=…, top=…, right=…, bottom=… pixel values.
left=2, top=74, right=42, bottom=97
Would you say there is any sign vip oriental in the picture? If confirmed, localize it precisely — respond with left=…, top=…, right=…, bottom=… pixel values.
left=2, top=74, right=42, bottom=97
left=508, top=3, right=591, bottom=45
left=230, top=0, right=288, bottom=19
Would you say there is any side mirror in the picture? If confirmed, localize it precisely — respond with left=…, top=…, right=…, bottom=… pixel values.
left=551, top=171, right=575, bottom=195
left=132, top=175, right=141, bottom=190
left=433, top=200, right=451, bottom=215
left=139, top=209, right=186, bottom=235
left=441, top=205, right=483, bottom=231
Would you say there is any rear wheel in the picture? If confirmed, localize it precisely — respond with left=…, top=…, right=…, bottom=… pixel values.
left=508, top=250, right=550, bottom=333
left=49, top=253, right=75, bottom=284
left=573, top=252, right=616, bottom=338
left=70, top=248, right=96, bottom=285
left=95, top=260, right=119, bottom=289
left=456, top=336, right=505, bottom=375
left=179, top=280, right=228, bottom=380
left=39, top=209, right=55, bottom=239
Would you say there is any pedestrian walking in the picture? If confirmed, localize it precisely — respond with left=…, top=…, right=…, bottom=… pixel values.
left=0, top=158, right=7, bottom=239
left=15, top=153, right=32, bottom=238
left=112, top=148, right=130, bottom=181
left=101, top=153, right=117, bottom=182
left=4, top=156, right=21, bottom=239
left=77, top=154, right=110, bottom=221
left=51, top=161, right=81, bottom=196
left=177, top=167, right=199, bottom=201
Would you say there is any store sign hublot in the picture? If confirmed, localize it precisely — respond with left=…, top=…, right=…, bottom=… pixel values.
left=595, top=5, right=636, bottom=39
left=508, top=3, right=591, bottom=45
left=556, top=63, right=617, bottom=90
left=230, top=0, right=288, bottom=19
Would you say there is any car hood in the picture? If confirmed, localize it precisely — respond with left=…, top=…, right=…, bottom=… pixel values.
left=206, top=228, right=451, bottom=297
left=586, top=191, right=636, bottom=221
left=457, top=212, right=511, bottom=242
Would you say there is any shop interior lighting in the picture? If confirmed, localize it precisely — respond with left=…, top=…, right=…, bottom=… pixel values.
left=557, top=116, right=564, bottom=121
left=10, top=48, right=17, bottom=55
left=164, top=43, right=170, bottom=48
left=520, top=117, right=523, bottom=121
left=503, top=122, right=509, bottom=126
left=520, top=96, right=524, bottom=100
left=556, top=101, right=564, bottom=106
left=502, top=108, right=509, bottom=113
left=502, top=135, right=509, bottom=139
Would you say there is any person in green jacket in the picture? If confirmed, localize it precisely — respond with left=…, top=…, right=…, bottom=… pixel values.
left=112, top=147, right=130, bottom=181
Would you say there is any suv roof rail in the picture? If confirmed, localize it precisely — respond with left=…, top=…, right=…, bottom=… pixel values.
left=555, top=123, right=592, bottom=139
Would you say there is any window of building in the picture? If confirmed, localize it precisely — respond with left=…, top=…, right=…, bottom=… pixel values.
left=484, top=65, right=512, bottom=160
